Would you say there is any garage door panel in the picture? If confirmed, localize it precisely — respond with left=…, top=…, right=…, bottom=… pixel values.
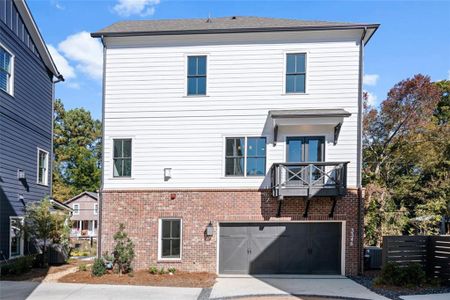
left=309, top=223, right=342, bottom=274
left=219, top=225, right=249, bottom=274
left=279, top=224, right=309, bottom=273
left=249, top=224, right=282, bottom=274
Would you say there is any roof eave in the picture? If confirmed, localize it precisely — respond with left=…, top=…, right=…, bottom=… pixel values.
left=91, top=24, right=380, bottom=39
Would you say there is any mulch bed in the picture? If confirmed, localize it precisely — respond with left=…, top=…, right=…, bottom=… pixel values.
left=350, top=274, right=450, bottom=300
left=58, top=269, right=217, bottom=288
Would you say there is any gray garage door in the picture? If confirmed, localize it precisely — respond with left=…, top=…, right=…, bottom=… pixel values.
left=219, top=222, right=342, bottom=274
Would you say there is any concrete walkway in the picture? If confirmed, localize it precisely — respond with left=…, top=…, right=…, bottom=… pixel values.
left=209, top=276, right=390, bottom=300
left=400, top=294, right=450, bottom=300
left=0, top=281, right=202, bottom=300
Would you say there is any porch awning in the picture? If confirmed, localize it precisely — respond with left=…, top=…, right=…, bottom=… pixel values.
left=268, top=109, right=351, bottom=145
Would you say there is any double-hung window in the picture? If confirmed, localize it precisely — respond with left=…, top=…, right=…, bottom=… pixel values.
left=73, top=204, right=80, bottom=215
left=187, top=56, right=206, bottom=95
left=37, top=149, right=49, bottom=185
left=0, top=46, right=13, bottom=94
left=113, top=139, right=132, bottom=177
left=10, top=217, right=23, bottom=257
left=94, top=204, right=98, bottom=215
left=159, top=219, right=182, bottom=260
left=225, top=137, right=266, bottom=176
left=286, top=53, right=306, bottom=93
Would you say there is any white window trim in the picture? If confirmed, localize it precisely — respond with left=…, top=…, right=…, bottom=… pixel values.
left=9, top=216, right=24, bottom=258
left=36, top=148, right=49, bottom=186
left=73, top=204, right=80, bottom=215
left=0, top=42, right=15, bottom=96
left=282, top=51, right=309, bottom=95
left=184, top=53, right=209, bottom=97
left=111, top=137, right=134, bottom=179
left=94, top=204, right=98, bottom=215
left=222, top=135, right=269, bottom=178
left=158, top=218, right=182, bottom=261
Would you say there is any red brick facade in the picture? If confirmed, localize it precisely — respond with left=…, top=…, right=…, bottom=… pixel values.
left=100, top=188, right=363, bottom=275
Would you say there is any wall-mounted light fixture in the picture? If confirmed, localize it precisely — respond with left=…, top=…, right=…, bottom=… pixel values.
left=206, top=221, right=214, bottom=236
left=164, top=168, right=172, bottom=181
left=17, top=169, right=26, bottom=180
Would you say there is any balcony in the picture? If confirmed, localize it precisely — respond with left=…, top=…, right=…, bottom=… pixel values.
left=270, top=162, right=348, bottom=199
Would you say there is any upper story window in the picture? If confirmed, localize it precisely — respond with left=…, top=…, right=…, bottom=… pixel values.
left=94, top=204, right=98, bottom=215
left=73, top=204, right=80, bottom=215
left=37, top=149, right=49, bottom=185
left=225, top=137, right=266, bottom=177
left=0, top=46, right=13, bottom=95
left=113, top=139, right=132, bottom=177
left=187, top=56, right=206, bottom=96
left=286, top=53, right=306, bottom=93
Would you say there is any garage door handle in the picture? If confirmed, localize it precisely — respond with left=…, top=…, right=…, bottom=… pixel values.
left=247, top=249, right=251, bottom=254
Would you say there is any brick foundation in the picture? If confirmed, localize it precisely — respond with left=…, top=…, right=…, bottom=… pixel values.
left=100, top=189, right=362, bottom=275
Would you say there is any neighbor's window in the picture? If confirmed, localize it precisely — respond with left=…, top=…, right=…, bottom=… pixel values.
left=73, top=204, right=80, bottom=215
left=94, top=204, right=98, bottom=215
left=160, top=219, right=181, bottom=259
left=225, top=137, right=266, bottom=176
left=37, top=149, right=49, bottom=185
left=187, top=56, right=206, bottom=95
left=286, top=53, right=306, bottom=93
left=0, top=46, right=13, bottom=94
left=10, top=217, right=23, bottom=257
left=113, top=139, right=132, bottom=177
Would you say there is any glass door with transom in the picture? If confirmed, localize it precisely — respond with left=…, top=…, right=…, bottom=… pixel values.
left=286, top=137, right=325, bottom=185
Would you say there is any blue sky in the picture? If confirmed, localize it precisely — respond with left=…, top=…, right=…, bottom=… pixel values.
left=28, top=0, right=450, bottom=120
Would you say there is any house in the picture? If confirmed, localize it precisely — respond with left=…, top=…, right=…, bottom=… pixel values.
left=0, top=0, right=62, bottom=260
left=91, top=16, right=378, bottom=275
left=64, top=192, right=99, bottom=239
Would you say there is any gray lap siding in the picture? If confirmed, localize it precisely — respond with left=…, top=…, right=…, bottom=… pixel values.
left=0, top=16, right=53, bottom=259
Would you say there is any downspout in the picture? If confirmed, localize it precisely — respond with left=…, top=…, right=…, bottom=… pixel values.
left=357, top=27, right=367, bottom=275
left=50, top=75, right=64, bottom=200
left=98, top=35, right=106, bottom=258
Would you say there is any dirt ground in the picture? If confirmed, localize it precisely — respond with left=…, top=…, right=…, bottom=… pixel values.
left=1, top=259, right=92, bottom=282
left=59, top=269, right=217, bottom=288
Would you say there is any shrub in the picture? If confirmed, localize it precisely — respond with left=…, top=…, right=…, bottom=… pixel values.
left=149, top=266, right=158, bottom=275
left=375, top=262, right=427, bottom=287
left=168, top=267, right=176, bottom=274
left=159, top=267, right=166, bottom=275
left=91, top=258, right=106, bottom=277
left=78, top=263, right=88, bottom=272
left=2, top=255, right=35, bottom=276
left=112, top=224, right=135, bottom=274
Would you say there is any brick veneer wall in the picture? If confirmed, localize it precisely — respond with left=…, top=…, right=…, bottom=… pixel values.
left=100, top=188, right=362, bottom=275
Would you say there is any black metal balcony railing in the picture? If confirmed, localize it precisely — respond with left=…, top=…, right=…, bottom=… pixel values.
left=270, top=162, right=348, bottom=199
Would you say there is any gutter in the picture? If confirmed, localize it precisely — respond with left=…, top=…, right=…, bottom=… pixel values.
left=91, top=24, right=380, bottom=38
left=98, top=35, right=106, bottom=259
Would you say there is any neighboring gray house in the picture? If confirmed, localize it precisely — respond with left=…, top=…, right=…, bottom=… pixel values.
left=0, top=0, right=62, bottom=260
left=65, top=192, right=98, bottom=239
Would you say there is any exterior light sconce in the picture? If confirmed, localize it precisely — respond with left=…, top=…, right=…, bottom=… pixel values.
left=164, top=168, right=172, bottom=181
left=206, top=221, right=214, bottom=236
left=17, top=169, right=26, bottom=180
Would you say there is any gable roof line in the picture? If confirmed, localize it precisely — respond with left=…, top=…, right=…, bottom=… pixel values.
left=15, top=0, right=63, bottom=79
left=64, top=191, right=98, bottom=205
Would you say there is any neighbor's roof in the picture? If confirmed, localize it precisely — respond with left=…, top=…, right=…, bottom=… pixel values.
left=64, top=191, right=98, bottom=205
left=15, top=0, right=62, bottom=79
left=91, top=16, right=379, bottom=44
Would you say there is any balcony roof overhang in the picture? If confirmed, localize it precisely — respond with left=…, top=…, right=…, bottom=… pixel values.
left=268, top=109, right=351, bottom=145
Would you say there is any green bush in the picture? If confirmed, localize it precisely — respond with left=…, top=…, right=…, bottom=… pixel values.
left=91, top=258, right=106, bottom=277
left=149, top=266, right=158, bottom=275
left=78, top=263, right=88, bottom=272
left=159, top=267, right=166, bottom=275
left=1, top=255, right=35, bottom=276
left=112, top=224, right=135, bottom=274
left=168, top=267, right=176, bottom=274
left=375, top=262, right=427, bottom=287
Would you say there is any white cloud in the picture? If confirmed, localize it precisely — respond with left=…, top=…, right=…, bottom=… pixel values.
left=365, top=90, right=378, bottom=106
left=113, top=0, right=160, bottom=17
left=363, top=74, right=379, bottom=86
left=47, top=44, right=76, bottom=80
left=58, top=31, right=103, bottom=81
left=67, top=82, right=81, bottom=89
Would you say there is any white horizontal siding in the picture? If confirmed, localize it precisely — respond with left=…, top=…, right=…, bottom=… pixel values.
left=103, top=31, right=361, bottom=190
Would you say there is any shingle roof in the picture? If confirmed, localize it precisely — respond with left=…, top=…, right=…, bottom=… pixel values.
left=64, top=191, right=98, bottom=204
left=91, top=16, right=378, bottom=37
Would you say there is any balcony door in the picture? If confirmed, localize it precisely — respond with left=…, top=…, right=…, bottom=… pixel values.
left=286, top=137, right=325, bottom=184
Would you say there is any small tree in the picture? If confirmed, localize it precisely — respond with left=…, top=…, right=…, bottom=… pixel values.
left=23, top=198, right=69, bottom=267
left=112, top=223, right=135, bottom=274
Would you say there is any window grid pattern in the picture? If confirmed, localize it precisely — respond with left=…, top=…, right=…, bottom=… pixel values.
left=286, top=53, right=306, bottom=93
left=37, top=150, right=48, bottom=185
left=225, top=137, right=266, bottom=177
left=0, top=47, right=11, bottom=93
left=113, top=139, right=132, bottom=177
left=161, top=219, right=181, bottom=259
left=187, top=56, right=206, bottom=95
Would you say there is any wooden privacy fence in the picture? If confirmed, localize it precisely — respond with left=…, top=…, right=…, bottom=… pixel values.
left=382, top=235, right=450, bottom=285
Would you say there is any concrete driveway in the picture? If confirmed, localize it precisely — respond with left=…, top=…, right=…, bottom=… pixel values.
left=0, top=281, right=202, bottom=300
left=209, top=276, right=389, bottom=300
